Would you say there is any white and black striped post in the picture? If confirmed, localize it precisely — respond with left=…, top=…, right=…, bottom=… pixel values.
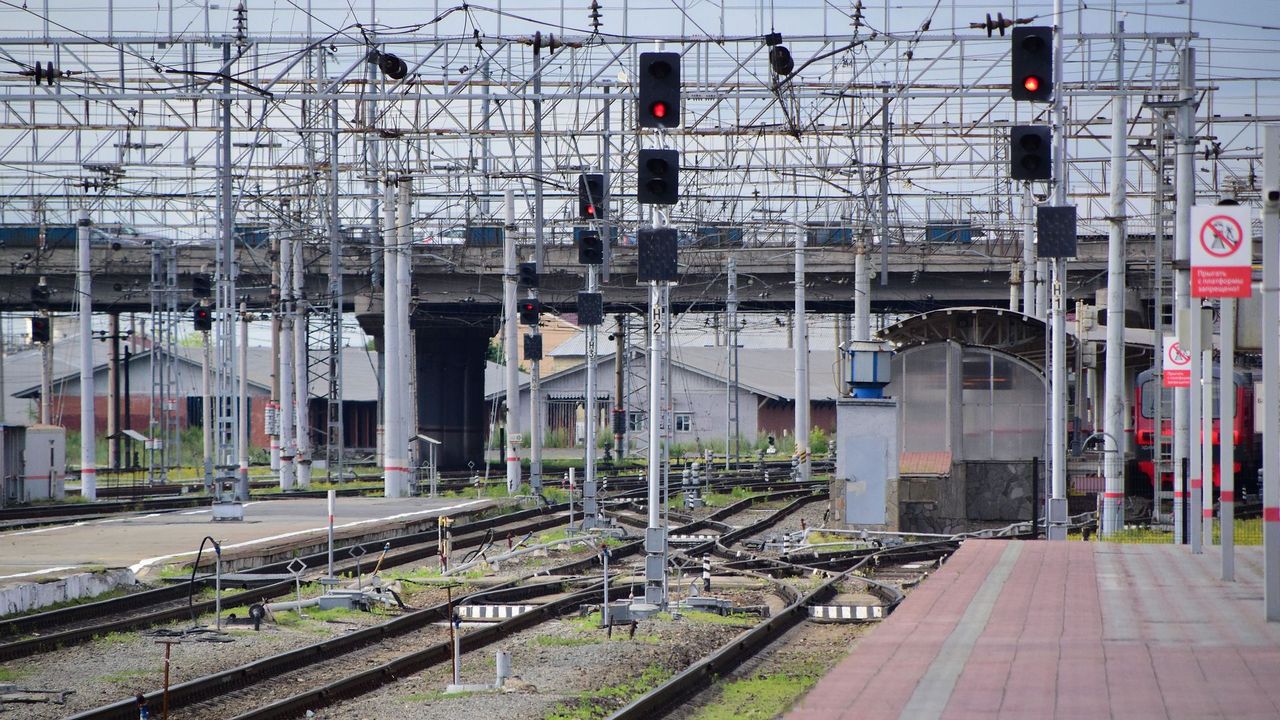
left=702, top=554, right=711, bottom=592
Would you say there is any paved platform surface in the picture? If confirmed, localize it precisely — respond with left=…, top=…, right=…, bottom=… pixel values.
left=789, top=540, right=1280, bottom=720
left=0, top=496, right=494, bottom=584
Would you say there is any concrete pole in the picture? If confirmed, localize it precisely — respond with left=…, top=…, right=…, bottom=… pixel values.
left=1101, top=23, right=1127, bottom=536
left=269, top=234, right=281, bottom=473
left=1046, top=0, right=1068, bottom=540
left=853, top=242, right=870, bottom=341
left=1022, top=184, right=1037, bottom=317
left=1180, top=48, right=1202, bottom=553
left=645, top=280, right=665, bottom=607
left=794, top=226, right=810, bottom=482
left=278, top=227, right=295, bottom=492
left=294, top=227, right=311, bottom=489
left=1173, top=48, right=1196, bottom=545
left=1261, top=123, right=1280, bottom=621
left=383, top=180, right=404, bottom=498
left=236, top=302, right=249, bottom=501
left=397, top=179, right=414, bottom=470
left=202, top=330, right=213, bottom=489
left=1221, top=297, right=1235, bottom=580
left=1009, top=262, right=1021, bottom=311
left=77, top=210, right=96, bottom=502
left=504, top=190, right=521, bottom=493
left=39, top=325, right=50, bottom=425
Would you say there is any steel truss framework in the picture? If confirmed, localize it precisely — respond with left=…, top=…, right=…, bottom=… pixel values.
left=0, top=15, right=1269, bottom=257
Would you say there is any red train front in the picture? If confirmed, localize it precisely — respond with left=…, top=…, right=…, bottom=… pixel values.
left=1131, top=367, right=1258, bottom=496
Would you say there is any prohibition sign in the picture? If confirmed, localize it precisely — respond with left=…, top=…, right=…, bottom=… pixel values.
left=1198, top=214, right=1245, bottom=258
left=1167, top=341, right=1191, bottom=367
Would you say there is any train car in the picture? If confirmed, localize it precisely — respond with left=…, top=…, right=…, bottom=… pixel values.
left=1132, top=366, right=1258, bottom=496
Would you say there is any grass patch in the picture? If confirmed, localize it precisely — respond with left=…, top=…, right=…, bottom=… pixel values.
left=0, top=667, right=24, bottom=682
left=691, top=660, right=830, bottom=720
left=675, top=610, right=758, bottom=627
left=544, top=664, right=673, bottom=720
left=97, top=631, right=138, bottom=645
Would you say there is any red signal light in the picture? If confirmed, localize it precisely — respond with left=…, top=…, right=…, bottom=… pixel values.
left=1022, top=75, right=1041, bottom=93
left=650, top=101, right=668, bottom=119
left=586, top=204, right=596, bottom=217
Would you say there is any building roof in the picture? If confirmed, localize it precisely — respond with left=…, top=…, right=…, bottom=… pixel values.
left=3, top=330, right=528, bottom=423
left=490, top=345, right=842, bottom=402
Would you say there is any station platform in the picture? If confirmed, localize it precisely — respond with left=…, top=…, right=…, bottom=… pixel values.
left=789, top=539, right=1280, bottom=720
left=0, top=495, right=495, bottom=586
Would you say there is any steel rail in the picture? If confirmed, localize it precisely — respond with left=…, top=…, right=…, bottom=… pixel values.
left=610, top=539, right=961, bottom=720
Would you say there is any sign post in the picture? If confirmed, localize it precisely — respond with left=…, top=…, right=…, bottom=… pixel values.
left=1191, top=205, right=1252, bottom=298
left=1162, top=335, right=1192, bottom=389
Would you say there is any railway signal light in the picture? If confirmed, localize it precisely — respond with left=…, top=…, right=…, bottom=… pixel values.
left=1011, top=26, right=1053, bottom=102
left=517, top=262, right=539, bottom=289
left=637, top=148, right=679, bottom=205
left=192, top=273, right=213, bottom=299
left=524, top=333, right=543, bottom=360
left=578, top=230, right=604, bottom=265
left=1010, top=125, right=1052, bottom=181
left=578, top=174, right=606, bottom=220
left=637, top=227, right=679, bottom=282
left=638, top=52, right=680, bottom=129
left=193, top=305, right=213, bottom=332
left=30, top=316, right=50, bottom=344
left=518, top=299, right=541, bottom=326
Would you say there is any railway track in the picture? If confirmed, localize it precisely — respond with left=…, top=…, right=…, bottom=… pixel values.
left=0, top=502, right=579, bottom=661
left=65, top=482, right=827, bottom=720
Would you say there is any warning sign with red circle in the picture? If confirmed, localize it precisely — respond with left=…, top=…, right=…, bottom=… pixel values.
left=1191, top=205, right=1253, bottom=298
left=1162, top=335, right=1191, bottom=388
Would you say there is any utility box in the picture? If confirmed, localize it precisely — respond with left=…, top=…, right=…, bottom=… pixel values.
left=2, top=425, right=66, bottom=504
left=833, top=399, right=900, bottom=531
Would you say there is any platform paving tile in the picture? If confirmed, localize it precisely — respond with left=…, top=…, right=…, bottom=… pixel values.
left=786, top=541, right=1280, bottom=720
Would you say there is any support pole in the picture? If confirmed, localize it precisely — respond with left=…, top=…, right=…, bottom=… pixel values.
left=1101, top=23, right=1127, bottom=536
left=269, top=231, right=282, bottom=474
left=1261, top=123, right=1280, bottom=620
left=108, top=313, right=120, bottom=470
left=793, top=226, right=810, bottom=483
left=725, top=258, right=739, bottom=469
left=853, top=242, right=870, bottom=341
left=529, top=36, right=545, bottom=492
left=1221, top=297, right=1235, bottom=580
left=383, top=179, right=404, bottom=498
left=1173, top=48, right=1196, bottom=545
left=236, top=302, right=249, bottom=501
left=644, top=280, right=666, bottom=607
left=504, top=190, right=521, bottom=494
left=1046, top=0, right=1068, bottom=540
left=293, top=226, right=310, bottom=489
left=1179, top=48, right=1201, bottom=554
left=614, top=315, right=626, bottom=457
left=78, top=210, right=96, bottom=502
left=1022, top=184, right=1037, bottom=317
left=202, top=329, right=213, bottom=489
left=279, top=226, right=295, bottom=492
left=583, top=262, right=599, bottom=526
left=1201, top=305, right=1214, bottom=546
left=397, top=181, right=414, bottom=471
